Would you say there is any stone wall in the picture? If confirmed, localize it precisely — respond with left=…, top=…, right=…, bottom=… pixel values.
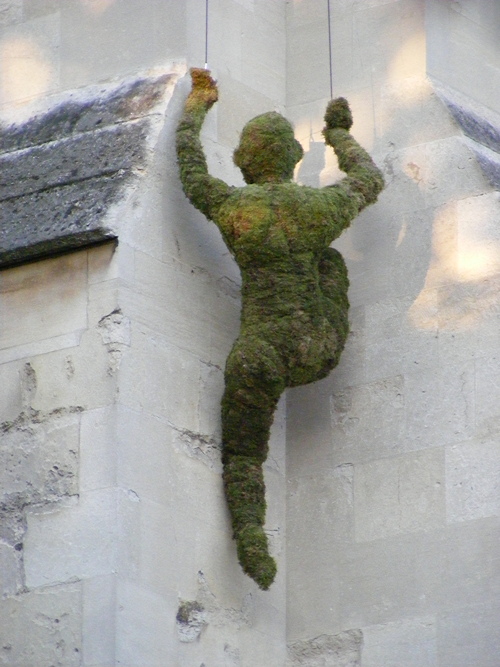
left=1, top=1, right=287, bottom=665
left=286, top=1, right=500, bottom=665
left=1, top=1, right=499, bottom=666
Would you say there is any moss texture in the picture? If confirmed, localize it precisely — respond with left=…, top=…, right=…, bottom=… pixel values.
left=176, top=69, right=384, bottom=590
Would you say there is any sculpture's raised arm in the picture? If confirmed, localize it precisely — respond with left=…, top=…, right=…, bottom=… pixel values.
left=322, top=97, right=384, bottom=218
left=176, top=68, right=232, bottom=220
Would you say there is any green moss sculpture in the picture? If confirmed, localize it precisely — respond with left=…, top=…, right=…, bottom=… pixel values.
left=176, top=69, right=384, bottom=590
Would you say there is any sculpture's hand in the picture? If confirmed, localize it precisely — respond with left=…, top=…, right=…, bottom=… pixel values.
left=189, top=67, right=218, bottom=110
left=324, top=97, right=353, bottom=131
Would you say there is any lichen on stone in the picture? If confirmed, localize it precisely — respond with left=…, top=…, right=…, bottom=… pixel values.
left=176, top=69, right=384, bottom=590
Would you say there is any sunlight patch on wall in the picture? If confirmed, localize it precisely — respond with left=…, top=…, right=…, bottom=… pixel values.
left=0, top=36, right=54, bottom=118
left=409, top=194, right=500, bottom=332
left=387, top=30, right=426, bottom=87
left=80, top=0, right=117, bottom=16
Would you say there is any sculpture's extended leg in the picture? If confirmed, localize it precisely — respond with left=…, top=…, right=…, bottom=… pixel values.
left=221, top=335, right=286, bottom=590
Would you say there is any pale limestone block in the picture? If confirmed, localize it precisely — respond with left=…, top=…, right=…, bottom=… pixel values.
left=391, top=137, right=490, bottom=211
left=239, top=12, right=286, bottom=102
left=215, top=74, right=284, bottom=149
left=437, top=327, right=500, bottom=370
left=387, top=208, right=436, bottom=302
left=442, top=518, right=500, bottom=610
left=134, top=497, right=195, bottom=601
left=364, top=293, right=439, bottom=382
left=24, top=488, right=140, bottom=587
left=198, top=361, right=224, bottom=441
left=455, top=193, right=500, bottom=281
left=58, top=2, right=185, bottom=90
left=437, top=275, right=500, bottom=335
left=0, top=331, right=82, bottom=365
left=286, top=12, right=353, bottom=108
left=268, top=392, right=287, bottom=473
left=87, top=240, right=135, bottom=286
left=119, top=323, right=201, bottom=432
left=80, top=406, right=117, bottom=493
left=333, top=203, right=393, bottom=308
left=329, top=305, right=366, bottom=389
left=351, top=0, right=426, bottom=86
left=286, top=467, right=353, bottom=639
left=0, top=360, right=22, bottom=422
left=116, top=406, right=177, bottom=504
left=0, top=583, right=82, bottom=667
left=0, top=12, right=60, bottom=110
left=376, top=76, right=458, bottom=150
left=0, top=0, right=23, bottom=26
left=362, top=616, right=437, bottom=667
left=204, top=137, right=245, bottom=187
left=446, top=437, right=500, bottom=522
left=338, top=532, right=445, bottom=628
left=115, top=579, right=178, bottom=667
left=123, top=249, right=239, bottom=366
left=0, top=410, right=79, bottom=501
left=437, top=602, right=500, bottom=667
left=0, top=541, right=23, bottom=596
left=288, top=466, right=354, bottom=556
left=82, top=574, right=116, bottom=667
left=87, top=279, right=122, bottom=329
left=0, top=250, right=88, bottom=353
left=30, top=328, right=117, bottom=413
left=287, top=380, right=337, bottom=476
left=354, top=449, right=445, bottom=542
left=403, top=361, right=475, bottom=450
left=161, top=182, right=241, bottom=282
left=475, top=353, right=500, bottom=436
left=171, top=448, right=226, bottom=534
left=427, top=2, right=500, bottom=114
left=330, top=376, right=405, bottom=465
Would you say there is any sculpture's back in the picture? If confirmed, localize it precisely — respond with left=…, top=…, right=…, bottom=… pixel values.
left=176, top=69, right=384, bottom=589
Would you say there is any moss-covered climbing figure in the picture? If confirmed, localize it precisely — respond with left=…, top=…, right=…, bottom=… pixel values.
left=176, top=68, right=384, bottom=590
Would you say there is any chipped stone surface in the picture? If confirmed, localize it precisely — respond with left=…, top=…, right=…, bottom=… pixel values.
left=287, top=630, right=363, bottom=666
left=0, top=583, right=82, bottom=667
left=176, top=600, right=208, bottom=642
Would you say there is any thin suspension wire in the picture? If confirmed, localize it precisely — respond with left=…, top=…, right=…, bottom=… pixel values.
left=327, top=0, right=333, bottom=99
left=205, top=0, right=209, bottom=68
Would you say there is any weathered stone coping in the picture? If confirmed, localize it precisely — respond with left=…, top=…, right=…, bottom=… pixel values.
left=0, top=73, right=175, bottom=269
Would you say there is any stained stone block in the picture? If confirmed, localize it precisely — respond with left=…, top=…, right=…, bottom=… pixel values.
left=0, top=250, right=88, bottom=353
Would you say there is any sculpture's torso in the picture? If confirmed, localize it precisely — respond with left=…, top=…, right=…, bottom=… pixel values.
left=216, top=183, right=350, bottom=387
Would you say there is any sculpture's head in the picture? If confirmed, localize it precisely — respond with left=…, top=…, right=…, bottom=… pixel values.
left=233, top=112, right=304, bottom=184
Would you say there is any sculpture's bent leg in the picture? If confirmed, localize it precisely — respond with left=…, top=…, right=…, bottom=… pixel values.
left=221, top=335, right=286, bottom=590
left=318, top=247, right=350, bottom=369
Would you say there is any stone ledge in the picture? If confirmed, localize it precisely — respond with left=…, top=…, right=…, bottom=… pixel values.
left=0, top=72, right=176, bottom=269
left=434, top=81, right=500, bottom=190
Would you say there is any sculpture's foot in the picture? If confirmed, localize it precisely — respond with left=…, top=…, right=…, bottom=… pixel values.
left=236, top=524, right=277, bottom=590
